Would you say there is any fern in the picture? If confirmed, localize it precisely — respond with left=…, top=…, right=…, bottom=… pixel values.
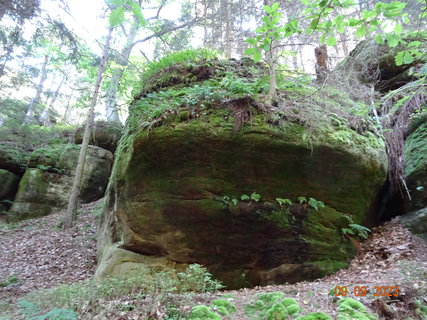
left=27, top=308, right=78, bottom=320
left=140, top=48, right=218, bottom=84
left=18, top=300, right=41, bottom=318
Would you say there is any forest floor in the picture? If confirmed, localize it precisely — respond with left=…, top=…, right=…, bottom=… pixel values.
left=0, top=199, right=426, bottom=319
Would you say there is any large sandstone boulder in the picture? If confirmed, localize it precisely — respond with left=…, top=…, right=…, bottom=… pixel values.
left=10, top=144, right=113, bottom=219
left=74, top=121, right=123, bottom=153
left=96, top=60, right=388, bottom=288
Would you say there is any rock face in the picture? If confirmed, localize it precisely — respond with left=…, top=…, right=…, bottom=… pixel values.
left=0, top=169, right=19, bottom=210
left=336, top=35, right=427, bottom=92
left=96, top=57, right=389, bottom=288
left=0, top=143, right=26, bottom=212
left=403, top=114, right=427, bottom=212
left=0, top=142, right=26, bottom=175
left=397, top=208, right=427, bottom=240
left=10, top=144, right=113, bottom=219
left=74, top=121, right=123, bottom=153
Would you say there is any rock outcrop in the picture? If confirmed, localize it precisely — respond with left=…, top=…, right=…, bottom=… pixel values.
left=10, top=144, right=113, bottom=219
left=74, top=121, right=123, bottom=153
left=403, top=113, right=427, bottom=211
left=96, top=55, right=388, bottom=288
left=0, top=142, right=26, bottom=212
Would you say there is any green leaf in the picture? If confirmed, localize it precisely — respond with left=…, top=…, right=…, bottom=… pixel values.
left=319, top=33, right=326, bottom=44
left=246, top=38, right=257, bottom=46
left=394, top=51, right=404, bottom=66
left=129, top=2, right=146, bottom=26
left=402, top=51, right=414, bottom=64
left=253, top=51, right=262, bottom=62
left=241, top=194, right=250, bottom=201
left=348, top=18, right=361, bottom=26
left=250, top=192, right=261, bottom=202
left=245, top=47, right=256, bottom=55
left=386, top=33, right=400, bottom=47
left=263, top=5, right=272, bottom=13
left=298, top=196, right=307, bottom=203
left=408, top=41, right=421, bottom=48
left=394, top=23, right=402, bottom=34
left=271, top=2, right=279, bottom=11
left=326, top=36, right=337, bottom=46
left=310, top=17, right=320, bottom=30
left=109, top=6, right=125, bottom=27
left=355, top=26, right=366, bottom=38
left=375, top=34, right=385, bottom=44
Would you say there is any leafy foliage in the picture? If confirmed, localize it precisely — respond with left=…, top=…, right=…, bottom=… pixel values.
left=341, top=215, right=371, bottom=240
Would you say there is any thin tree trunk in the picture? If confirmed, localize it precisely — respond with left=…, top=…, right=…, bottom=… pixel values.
left=24, top=55, right=49, bottom=124
left=224, top=0, right=232, bottom=58
left=105, top=20, right=139, bottom=123
left=64, top=27, right=113, bottom=229
left=61, top=94, right=73, bottom=123
left=40, top=76, right=65, bottom=125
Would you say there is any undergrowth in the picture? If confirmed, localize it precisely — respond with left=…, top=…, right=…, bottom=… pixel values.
left=2, top=264, right=223, bottom=319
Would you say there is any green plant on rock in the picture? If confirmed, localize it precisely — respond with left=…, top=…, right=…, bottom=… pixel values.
left=341, top=216, right=371, bottom=240
left=245, top=292, right=300, bottom=320
left=258, top=208, right=293, bottom=229
left=296, top=312, right=332, bottom=320
left=187, top=305, right=222, bottom=320
left=337, top=297, right=377, bottom=320
left=210, top=299, right=237, bottom=317
left=413, top=299, right=427, bottom=318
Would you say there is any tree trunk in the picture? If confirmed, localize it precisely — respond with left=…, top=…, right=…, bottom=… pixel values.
left=266, top=44, right=278, bottom=103
left=61, top=94, right=73, bottom=123
left=224, top=0, right=232, bottom=58
left=64, top=27, right=113, bottom=229
left=24, top=55, right=49, bottom=124
left=105, top=19, right=139, bottom=123
left=315, top=45, right=329, bottom=82
left=39, top=76, right=65, bottom=125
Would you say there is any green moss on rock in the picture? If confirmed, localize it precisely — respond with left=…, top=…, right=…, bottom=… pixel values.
left=97, top=56, right=387, bottom=289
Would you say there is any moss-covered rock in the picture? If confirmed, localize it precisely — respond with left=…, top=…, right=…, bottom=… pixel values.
left=9, top=145, right=113, bottom=219
left=397, top=207, right=427, bottom=240
left=0, top=142, right=27, bottom=175
left=0, top=169, right=19, bottom=208
left=96, top=56, right=387, bottom=289
left=336, top=33, right=427, bottom=92
left=74, top=121, right=123, bottom=153
left=403, top=116, right=427, bottom=212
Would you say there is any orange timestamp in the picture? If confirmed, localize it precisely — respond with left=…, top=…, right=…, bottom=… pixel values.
left=334, top=285, right=400, bottom=297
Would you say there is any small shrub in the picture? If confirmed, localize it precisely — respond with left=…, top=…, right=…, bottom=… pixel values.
left=178, top=263, right=224, bottom=293
left=210, top=299, right=236, bottom=316
left=187, top=305, right=222, bottom=320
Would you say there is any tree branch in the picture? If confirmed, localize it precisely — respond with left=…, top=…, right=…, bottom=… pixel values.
left=132, top=18, right=202, bottom=46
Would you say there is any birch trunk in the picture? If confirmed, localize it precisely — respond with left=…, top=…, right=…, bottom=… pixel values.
left=105, top=21, right=139, bottom=123
left=24, top=55, right=49, bottom=124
